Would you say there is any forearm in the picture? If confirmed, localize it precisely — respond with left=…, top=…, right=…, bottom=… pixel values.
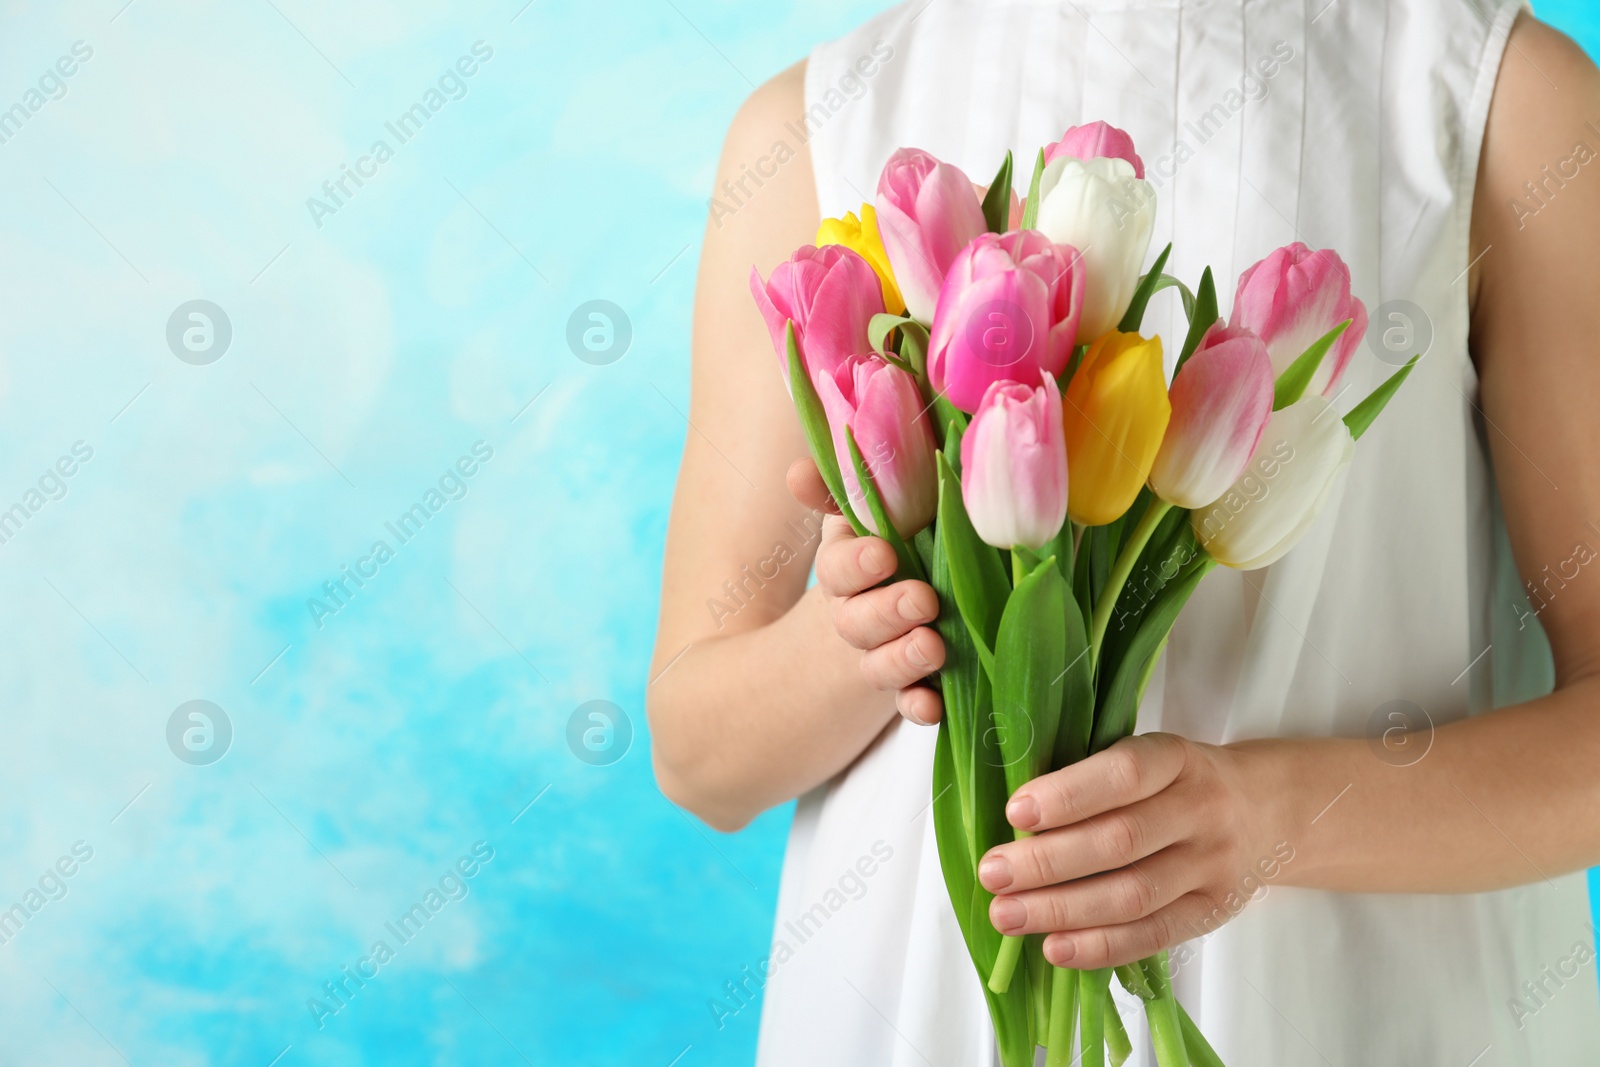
left=648, top=583, right=898, bottom=831
left=1240, top=674, right=1600, bottom=893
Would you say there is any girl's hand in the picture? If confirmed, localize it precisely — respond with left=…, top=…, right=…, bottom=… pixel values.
left=978, top=732, right=1289, bottom=970
left=787, top=458, right=946, bottom=725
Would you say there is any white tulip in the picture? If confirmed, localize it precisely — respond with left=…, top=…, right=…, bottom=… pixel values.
left=1033, top=155, right=1156, bottom=342
left=1192, top=396, right=1355, bottom=570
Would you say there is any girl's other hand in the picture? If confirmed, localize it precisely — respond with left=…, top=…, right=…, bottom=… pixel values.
left=787, top=458, right=946, bottom=725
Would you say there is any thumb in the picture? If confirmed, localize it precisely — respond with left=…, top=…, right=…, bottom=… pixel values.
left=786, top=457, right=840, bottom=515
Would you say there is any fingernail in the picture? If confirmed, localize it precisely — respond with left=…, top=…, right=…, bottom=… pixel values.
left=977, top=853, right=1012, bottom=892
left=861, top=541, right=893, bottom=577
left=898, top=590, right=931, bottom=622
left=1047, top=937, right=1077, bottom=965
left=990, top=897, right=1025, bottom=933
left=1006, top=794, right=1040, bottom=830
left=905, top=639, right=932, bottom=670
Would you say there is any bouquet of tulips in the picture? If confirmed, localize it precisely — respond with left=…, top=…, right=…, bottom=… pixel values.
left=750, top=122, right=1413, bottom=1067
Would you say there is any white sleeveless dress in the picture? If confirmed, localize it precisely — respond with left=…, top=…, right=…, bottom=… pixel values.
left=757, top=1, right=1600, bottom=1064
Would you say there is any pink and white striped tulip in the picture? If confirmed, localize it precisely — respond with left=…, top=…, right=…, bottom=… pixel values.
left=927, top=230, right=1085, bottom=414
left=959, top=375, right=1069, bottom=550
left=1148, top=323, right=1275, bottom=508
left=750, top=244, right=885, bottom=385
left=1044, top=120, right=1146, bottom=179
left=1230, top=242, right=1369, bottom=397
left=816, top=354, right=939, bottom=538
left=876, top=148, right=989, bottom=323
left=1191, top=394, right=1355, bottom=570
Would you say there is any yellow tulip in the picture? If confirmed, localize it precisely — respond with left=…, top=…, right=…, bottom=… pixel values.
left=817, top=204, right=906, bottom=316
left=1062, top=331, right=1171, bottom=526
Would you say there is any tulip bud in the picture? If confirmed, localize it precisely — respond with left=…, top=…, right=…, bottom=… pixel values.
left=817, top=204, right=905, bottom=316
left=816, top=354, right=939, bottom=538
left=1043, top=120, right=1146, bottom=178
left=1034, top=156, right=1156, bottom=342
left=1061, top=331, right=1170, bottom=526
left=1230, top=242, right=1369, bottom=397
left=750, top=245, right=885, bottom=385
left=1148, top=324, right=1275, bottom=508
left=875, top=148, right=989, bottom=323
left=1192, top=395, right=1355, bottom=570
left=960, top=375, right=1069, bottom=550
left=926, top=230, right=1085, bottom=413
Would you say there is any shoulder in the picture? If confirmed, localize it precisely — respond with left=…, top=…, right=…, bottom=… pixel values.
left=1469, top=12, right=1600, bottom=305
left=1499, top=12, right=1597, bottom=87
left=725, top=59, right=808, bottom=155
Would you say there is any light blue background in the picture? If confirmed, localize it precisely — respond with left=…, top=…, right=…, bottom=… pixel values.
left=0, top=3, right=1594, bottom=1066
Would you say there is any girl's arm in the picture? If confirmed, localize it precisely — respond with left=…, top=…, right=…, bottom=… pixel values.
left=647, top=63, right=942, bottom=832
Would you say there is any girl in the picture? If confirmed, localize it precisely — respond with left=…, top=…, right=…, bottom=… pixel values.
left=651, top=1, right=1600, bottom=1061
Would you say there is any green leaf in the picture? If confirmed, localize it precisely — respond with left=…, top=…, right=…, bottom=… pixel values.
left=992, top=556, right=1068, bottom=795
left=897, top=319, right=941, bottom=411
left=1090, top=523, right=1113, bottom=606
left=1020, top=148, right=1047, bottom=231
left=932, top=725, right=974, bottom=909
left=1345, top=354, right=1420, bottom=440
left=1116, top=244, right=1174, bottom=333
left=927, top=523, right=978, bottom=861
left=937, top=452, right=1011, bottom=672
left=1272, top=319, right=1350, bottom=410
left=932, top=727, right=980, bottom=945
left=1042, top=510, right=1075, bottom=585
left=1072, top=522, right=1096, bottom=635
left=845, top=426, right=924, bottom=582
left=1051, top=585, right=1095, bottom=771
left=982, top=150, right=1015, bottom=233
left=786, top=322, right=867, bottom=536
left=1098, top=509, right=1192, bottom=688
left=942, top=416, right=967, bottom=475
left=1091, top=556, right=1215, bottom=753
left=868, top=312, right=912, bottom=355
left=935, top=720, right=1033, bottom=1067
left=1174, top=266, right=1218, bottom=375
left=1144, top=272, right=1196, bottom=321
left=1059, top=344, right=1088, bottom=392
left=935, top=399, right=970, bottom=451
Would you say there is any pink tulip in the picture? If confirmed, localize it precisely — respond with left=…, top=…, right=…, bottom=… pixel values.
left=1230, top=242, right=1369, bottom=396
left=1148, top=323, right=1275, bottom=508
left=959, top=374, right=1069, bottom=550
left=926, top=230, right=1085, bottom=414
left=876, top=148, right=989, bottom=323
left=816, top=354, right=939, bottom=538
left=749, top=244, right=885, bottom=384
left=1043, top=120, right=1146, bottom=179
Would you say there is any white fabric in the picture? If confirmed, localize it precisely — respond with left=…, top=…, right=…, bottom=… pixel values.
left=757, top=1, right=1600, bottom=1064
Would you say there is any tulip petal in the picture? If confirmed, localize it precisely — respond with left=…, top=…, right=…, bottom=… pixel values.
left=1149, top=325, right=1274, bottom=508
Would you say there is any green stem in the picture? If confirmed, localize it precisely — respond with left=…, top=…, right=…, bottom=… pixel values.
left=1045, top=966, right=1078, bottom=1067
left=1104, top=997, right=1133, bottom=1066
left=1140, top=952, right=1189, bottom=1067
left=1029, top=938, right=1051, bottom=1043
left=1178, top=1001, right=1228, bottom=1067
left=1089, top=500, right=1172, bottom=663
left=1078, top=968, right=1110, bottom=1067
left=1114, top=962, right=1154, bottom=1001
left=988, top=934, right=1025, bottom=993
